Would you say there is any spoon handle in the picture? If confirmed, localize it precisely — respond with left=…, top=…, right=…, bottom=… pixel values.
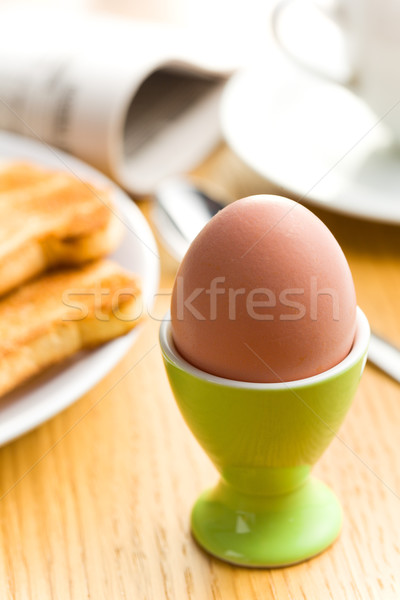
left=368, top=333, right=400, bottom=383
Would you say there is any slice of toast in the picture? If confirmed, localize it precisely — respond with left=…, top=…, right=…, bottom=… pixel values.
left=0, top=259, right=142, bottom=397
left=0, top=162, right=55, bottom=192
left=0, top=162, right=124, bottom=295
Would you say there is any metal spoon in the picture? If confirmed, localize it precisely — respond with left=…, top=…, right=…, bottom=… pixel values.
left=153, top=177, right=400, bottom=383
left=152, top=177, right=223, bottom=263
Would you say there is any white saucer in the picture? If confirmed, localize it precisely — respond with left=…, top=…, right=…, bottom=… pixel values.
left=221, top=51, right=400, bottom=223
left=0, top=132, right=159, bottom=446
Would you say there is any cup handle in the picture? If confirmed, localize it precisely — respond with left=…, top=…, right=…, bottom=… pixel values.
left=271, top=0, right=355, bottom=86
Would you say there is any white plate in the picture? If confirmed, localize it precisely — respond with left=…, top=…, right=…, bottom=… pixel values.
left=221, top=52, right=400, bottom=223
left=0, top=132, right=160, bottom=446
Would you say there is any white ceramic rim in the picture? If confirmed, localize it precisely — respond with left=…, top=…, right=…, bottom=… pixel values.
left=159, top=307, right=370, bottom=389
left=221, top=66, right=400, bottom=224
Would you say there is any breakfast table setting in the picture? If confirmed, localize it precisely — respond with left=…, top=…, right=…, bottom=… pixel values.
left=0, top=0, right=399, bottom=598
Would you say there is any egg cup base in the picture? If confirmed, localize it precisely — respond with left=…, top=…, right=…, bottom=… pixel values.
left=191, top=476, right=342, bottom=568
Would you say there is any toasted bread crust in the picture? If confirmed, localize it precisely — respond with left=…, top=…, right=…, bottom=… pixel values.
left=0, top=162, right=55, bottom=192
left=0, top=162, right=123, bottom=295
left=0, top=259, right=142, bottom=396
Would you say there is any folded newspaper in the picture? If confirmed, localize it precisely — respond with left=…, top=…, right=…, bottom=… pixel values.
left=0, top=5, right=236, bottom=194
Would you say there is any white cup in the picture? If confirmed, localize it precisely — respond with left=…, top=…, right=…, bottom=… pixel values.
left=271, top=0, right=400, bottom=143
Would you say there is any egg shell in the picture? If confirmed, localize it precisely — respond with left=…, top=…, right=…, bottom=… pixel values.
left=171, top=195, right=357, bottom=383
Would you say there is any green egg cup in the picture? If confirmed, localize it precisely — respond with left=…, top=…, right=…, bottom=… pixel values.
left=160, top=308, right=370, bottom=567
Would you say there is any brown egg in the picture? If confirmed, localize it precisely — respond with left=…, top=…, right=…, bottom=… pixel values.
left=171, top=195, right=357, bottom=383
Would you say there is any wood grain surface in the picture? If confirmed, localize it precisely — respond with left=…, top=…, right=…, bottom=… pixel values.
left=0, top=145, right=399, bottom=599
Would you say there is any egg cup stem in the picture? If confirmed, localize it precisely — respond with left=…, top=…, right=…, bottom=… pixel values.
left=191, top=475, right=342, bottom=567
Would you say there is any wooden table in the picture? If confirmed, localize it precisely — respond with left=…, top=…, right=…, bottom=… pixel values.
left=0, top=145, right=399, bottom=599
